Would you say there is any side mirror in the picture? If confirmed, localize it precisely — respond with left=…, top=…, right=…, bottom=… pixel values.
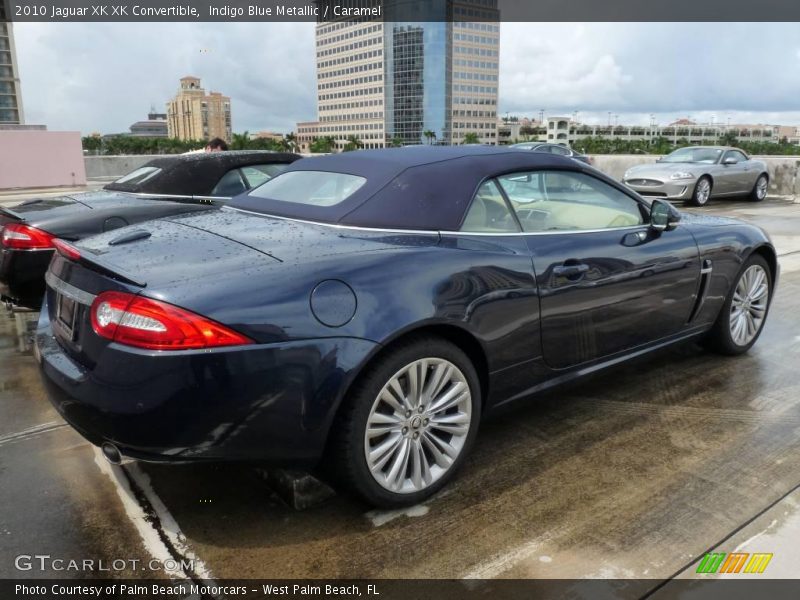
left=722, top=157, right=738, bottom=165
left=650, top=199, right=681, bottom=232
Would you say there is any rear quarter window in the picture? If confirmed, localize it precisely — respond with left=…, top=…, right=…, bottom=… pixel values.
left=111, top=166, right=162, bottom=186
left=241, top=164, right=288, bottom=189
left=248, top=171, right=367, bottom=207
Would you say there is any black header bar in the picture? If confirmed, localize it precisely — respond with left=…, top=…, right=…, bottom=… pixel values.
left=2, top=0, right=799, bottom=23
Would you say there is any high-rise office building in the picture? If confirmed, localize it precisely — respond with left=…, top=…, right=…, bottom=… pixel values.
left=166, top=76, right=232, bottom=142
left=297, top=0, right=500, bottom=151
left=0, top=16, right=25, bottom=125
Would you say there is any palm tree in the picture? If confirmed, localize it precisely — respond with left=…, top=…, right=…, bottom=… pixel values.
left=718, top=130, right=738, bottom=146
left=343, top=135, right=364, bottom=152
left=310, top=136, right=336, bottom=153
left=423, top=130, right=436, bottom=145
left=284, top=132, right=298, bottom=153
left=389, top=136, right=404, bottom=148
left=463, top=132, right=480, bottom=145
left=230, top=132, right=251, bottom=150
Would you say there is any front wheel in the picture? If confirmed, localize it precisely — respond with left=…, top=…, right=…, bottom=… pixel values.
left=749, top=174, right=768, bottom=202
left=705, top=255, right=772, bottom=355
left=329, top=336, right=481, bottom=507
left=690, top=176, right=712, bottom=207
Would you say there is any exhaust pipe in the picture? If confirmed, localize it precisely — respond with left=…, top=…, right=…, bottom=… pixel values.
left=101, top=442, right=123, bottom=465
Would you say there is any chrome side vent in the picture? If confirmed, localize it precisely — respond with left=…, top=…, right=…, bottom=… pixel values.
left=687, top=259, right=713, bottom=323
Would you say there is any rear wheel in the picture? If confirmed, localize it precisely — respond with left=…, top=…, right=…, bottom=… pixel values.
left=705, top=255, right=772, bottom=355
left=329, top=336, right=481, bottom=507
left=690, top=176, right=712, bottom=207
left=749, top=174, right=768, bottom=202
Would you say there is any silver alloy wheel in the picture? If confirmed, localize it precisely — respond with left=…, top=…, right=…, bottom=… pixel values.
left=756, top=176, right=768, bottom=200
left=729, top=264, right=769, bottom=347
left=695, top=178, right=711, bottom=204
left=364, top=358, right=472, bottom=494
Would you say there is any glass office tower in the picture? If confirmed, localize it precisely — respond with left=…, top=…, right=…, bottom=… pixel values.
left=301, top=0, right=499, bottom=150
left=0, top=8, right=25, bottom=125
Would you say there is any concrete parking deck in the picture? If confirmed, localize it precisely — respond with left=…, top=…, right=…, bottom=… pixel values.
left=0, top=180, right=110, bottom=206
left=1, top=196, right=799, bottom=586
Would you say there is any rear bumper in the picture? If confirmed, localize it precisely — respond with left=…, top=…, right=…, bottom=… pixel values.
left=35, top=302, right=378, bottom=465
left=623, top=178, right=696, bottom=200
left=0, top=247, right=53, bottom=308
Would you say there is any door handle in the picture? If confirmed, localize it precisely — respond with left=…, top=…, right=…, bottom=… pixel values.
left=553, top=263, right=590, bottom=279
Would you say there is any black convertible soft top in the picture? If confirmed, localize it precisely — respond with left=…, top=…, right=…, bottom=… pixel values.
left=229, top=146, right=606, bottom=230
left=104, top=151, right=301, bottom=196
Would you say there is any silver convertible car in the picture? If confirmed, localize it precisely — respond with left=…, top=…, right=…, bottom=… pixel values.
left=622, top=146, right=769, bottom=206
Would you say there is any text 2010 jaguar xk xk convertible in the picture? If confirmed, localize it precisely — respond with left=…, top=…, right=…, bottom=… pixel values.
left=36, top=147, right=777, bottom=507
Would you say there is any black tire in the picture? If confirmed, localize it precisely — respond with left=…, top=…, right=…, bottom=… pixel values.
left=326, top=335, right=481, bottom=507
left=690, top=176, right=713, bottom=207
left=749, top=173, right=768, bottom=202
left=705, top=254, right=772, bottom=355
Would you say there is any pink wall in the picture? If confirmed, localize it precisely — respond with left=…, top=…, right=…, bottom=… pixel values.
left=0, top=131, right=87, bottom=190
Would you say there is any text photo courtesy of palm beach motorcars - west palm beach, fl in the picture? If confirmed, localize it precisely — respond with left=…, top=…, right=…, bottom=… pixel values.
left=2, top=2, right=800, bottom=599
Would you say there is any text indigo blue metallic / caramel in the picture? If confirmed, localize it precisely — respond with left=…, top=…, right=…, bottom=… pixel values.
left=36, top=147, right=778, bottom=506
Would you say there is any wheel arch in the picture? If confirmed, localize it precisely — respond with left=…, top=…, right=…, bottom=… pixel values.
left=319, top=322, right=491, bottom=469
left=365, top=323, right=489, bottom=405
left=699, top=173, right=714, bottom=189
left=749, top=243, right=778, bottom=289
left=330, top=322, right=491, bottom=429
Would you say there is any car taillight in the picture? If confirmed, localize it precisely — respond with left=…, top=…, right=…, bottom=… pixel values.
left=1, top=224, right=55, bottom=250
left=90, top=291, right=253, bottom=350
left=52, top=238, right=81, bottom=261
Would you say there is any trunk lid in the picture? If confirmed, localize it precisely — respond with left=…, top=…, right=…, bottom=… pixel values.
left=0, top=206, right=24, bottom=229
left=45, top=216, right=283, bottom=366
left=2, top=196, right=92, bottom=239
left=73, top=216, right=282, bottom=290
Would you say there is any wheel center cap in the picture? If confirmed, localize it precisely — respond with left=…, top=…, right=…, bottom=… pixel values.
left=410, top=416, right=422, bottom=429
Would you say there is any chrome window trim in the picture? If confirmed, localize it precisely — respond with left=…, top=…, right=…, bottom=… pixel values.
left=45, top=271, right=97, bottom=306
left=111, top=191, right=232, bottom=201
left=223, top=206, right=660, bottom=237
left=448, top=224, right=651, bottom=236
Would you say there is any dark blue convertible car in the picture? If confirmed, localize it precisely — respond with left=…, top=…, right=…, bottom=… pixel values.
left=36, top=147, right=777, bottom=506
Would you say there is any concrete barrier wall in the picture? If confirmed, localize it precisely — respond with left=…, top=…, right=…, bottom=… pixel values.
left=0, top=131, right=86, bottom=189
left=591, top=154, right=800, bottom=196
left=85, top=153, right=800, bottom=196
left=84, top=155, right=158, bottom=179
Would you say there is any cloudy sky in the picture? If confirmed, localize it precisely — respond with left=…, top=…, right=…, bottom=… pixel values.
left=13, top=21, right=800, bottom=135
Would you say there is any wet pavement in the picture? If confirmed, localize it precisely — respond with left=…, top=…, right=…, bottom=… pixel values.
left=1, top=195, right=799, bottom=585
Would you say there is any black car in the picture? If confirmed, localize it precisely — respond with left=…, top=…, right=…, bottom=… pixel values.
left=509, top=141, right=592, bottom=165
left=0, top=151, right=301, bottom=308
left=36, top=147, right=777, bottom=507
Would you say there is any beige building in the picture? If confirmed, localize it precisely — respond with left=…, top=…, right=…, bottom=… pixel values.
left=298, top=0, right=500, bottom=152
left=449, top=11, right=501, bottom=145
left=0, top=17, right=24, bottom=125
left=502, top=116, right=800, bottom=147
left=166, top=76, right=231, bottom=142
left=250, top=131, right=284, bottom=143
